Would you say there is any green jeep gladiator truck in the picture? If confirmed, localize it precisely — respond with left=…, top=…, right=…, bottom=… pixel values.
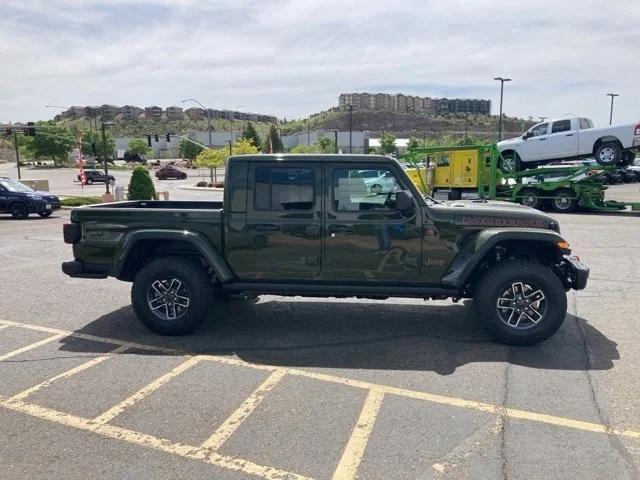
left=62, top=154, right=588, bottom=345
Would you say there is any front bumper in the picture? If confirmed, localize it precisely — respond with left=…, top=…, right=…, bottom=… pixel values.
left=563, top=255, right=589, bottom=290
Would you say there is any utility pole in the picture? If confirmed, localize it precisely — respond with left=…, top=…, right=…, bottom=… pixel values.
left=13, top=132, right=21, bottom=180
left=606, top=93, right=619, bottom=125
left=227, top=140, right=232, bottom=156
left=348, top=104, right=353, bottom=153
left=101, top=122, right=114, bottom=194
left=494, top=77, right=511, bottom=141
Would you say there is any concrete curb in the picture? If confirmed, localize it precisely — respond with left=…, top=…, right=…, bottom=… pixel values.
left=177, top=185, right=225, bottom=192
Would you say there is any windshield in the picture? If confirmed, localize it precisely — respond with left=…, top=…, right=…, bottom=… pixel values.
left=0, top=179, right=34, bottom=193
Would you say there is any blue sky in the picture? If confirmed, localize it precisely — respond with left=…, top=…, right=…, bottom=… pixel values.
left=1, top=0, right=638, bottom=125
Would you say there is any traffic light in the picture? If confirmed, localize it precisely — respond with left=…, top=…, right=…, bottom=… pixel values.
left=146, top=133, right=152, bottom=147
left=153, top=133, right=159, bottom=142
left=165, top=133, right=171, bottom=142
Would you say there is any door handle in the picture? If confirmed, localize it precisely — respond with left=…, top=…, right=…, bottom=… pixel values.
left=565, top=133, right=574, bottom=137
left=254, top=224, right=279, bottom=232
left=329, top=224, right=353, bottom=233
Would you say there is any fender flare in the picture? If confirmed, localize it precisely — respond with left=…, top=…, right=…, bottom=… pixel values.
left=113, top=229, right=234, bottom=282
left=440, top=229, right=565, bottom=289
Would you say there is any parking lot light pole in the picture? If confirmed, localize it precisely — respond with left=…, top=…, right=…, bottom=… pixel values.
left=182, top=99, right=211, bottom=147
left=606, top=93, right=619, bottom=125
left=348, top=104, right=353, bottom=153
left=494, top=77, right=511, bottom=141
left=13, top=132, right=21, bottom=179
left=101, top=121, right=115, bottom=194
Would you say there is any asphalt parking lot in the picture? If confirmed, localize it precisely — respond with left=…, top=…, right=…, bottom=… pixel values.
left=1, top=190, right=640, bottom=479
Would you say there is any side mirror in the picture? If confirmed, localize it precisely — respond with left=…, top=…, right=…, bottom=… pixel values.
left=395, top=190, right=414, bottom=211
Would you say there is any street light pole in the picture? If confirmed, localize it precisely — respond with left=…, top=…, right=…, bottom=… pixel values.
left=101, top=122, right=114, bottom=194
left=493, top=77, right=511, bottom=141
left=229, top=105, right=245, bottom=145
left=13, top=132, right=21, bottom=180
left=606, top=93, right=619, bottom=125
left=182, top=99, right=211, bottom=147
left=348, top=104, right=353, bottom=153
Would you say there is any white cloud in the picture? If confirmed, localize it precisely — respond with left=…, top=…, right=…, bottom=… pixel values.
left=1, top=0, right=639, bottom=126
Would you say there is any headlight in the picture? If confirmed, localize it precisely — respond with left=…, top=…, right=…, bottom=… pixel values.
left=548, top=221, right=560, bottom=233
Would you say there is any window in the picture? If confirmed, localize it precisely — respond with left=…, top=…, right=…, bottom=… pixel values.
left=530, top=123, right=549, bottom=137
left=436, top=155, right=450, bottom=167
left=254, top=167, right=314, bottom=211
left=332, top=168, right=401, bottom=211
left=551, top=120, right=572, bottom=134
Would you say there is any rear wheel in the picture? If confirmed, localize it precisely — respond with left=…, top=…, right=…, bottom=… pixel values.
left=87, top=178, right=94, bottom=185
left=131, top=257, right=214, bottom=335
left=10, top=203, right=29, bottom=219
left=552, top=189, right=577, bottom=212
left=474, top=260, right=567, bottom=345
left=594, top=142, right=622, bottom=166
left=519, top=189, right=543, bottom=210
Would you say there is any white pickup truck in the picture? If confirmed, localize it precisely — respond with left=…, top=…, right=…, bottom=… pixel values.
left=497, top=116, right=640, bottom=172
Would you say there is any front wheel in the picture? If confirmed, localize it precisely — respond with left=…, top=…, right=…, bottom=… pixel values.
left=473, top=260, right=567, bottom=345
left=131, top=257, right=214, bottom=335
left=499, top=152, right=521, bottom=175
left=38, top=210, right=53, bottom=218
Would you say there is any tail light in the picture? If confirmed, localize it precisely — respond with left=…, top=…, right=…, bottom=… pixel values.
left=634, top=124, right=640, bottom=135
left=63, top=223, right=81, bottom=244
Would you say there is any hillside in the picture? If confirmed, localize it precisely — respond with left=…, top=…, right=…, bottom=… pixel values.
left=283, top=110, right=535, bottom=140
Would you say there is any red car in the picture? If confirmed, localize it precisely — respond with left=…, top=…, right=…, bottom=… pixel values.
left=155, top=166, right=187, bottom=180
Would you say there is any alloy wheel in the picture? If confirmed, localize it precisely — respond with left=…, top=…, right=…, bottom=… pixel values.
left=146, top=278, right=191, bottom=321
left=496, top=281, right=547, bottom=329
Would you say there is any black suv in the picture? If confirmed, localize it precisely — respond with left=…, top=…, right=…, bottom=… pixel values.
left=0, top=177, right=61, bottom=219
left=78, top=170, right=116, bottom=185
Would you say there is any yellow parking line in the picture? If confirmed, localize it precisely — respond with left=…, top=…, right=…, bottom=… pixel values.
left=2, top=318, right=640, bottom=441
left=0, top=333, right=64, bottom=362
left=0, top=324, right=9, bottom=331
left=6, top=344, right=130, bottom=403
left=331, top=390, right=384, bottom=480
left=201, top=369, right=286, bottom=451
left=0, top=397, right=313, bottom=480
left=92, top=356, right=201, bottom=425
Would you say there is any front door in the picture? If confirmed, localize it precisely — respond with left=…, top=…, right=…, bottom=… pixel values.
left=546, top=119, right=577, bottom=159
left=244, top=162, right=322, bottom=279
left=517, top=122, right=550, bottom=162
left=323, top=163, right=422, bottom=281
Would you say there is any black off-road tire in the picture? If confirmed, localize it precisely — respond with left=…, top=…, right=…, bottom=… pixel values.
left=10, top=203, right=29, bottom=219
left=594, top=141, right=622, bottom=166
left=473, top=260, right=567, bottom=346
left=552, top=189, right=578, bottom=212
left=131, top=257, right=214, bottom=335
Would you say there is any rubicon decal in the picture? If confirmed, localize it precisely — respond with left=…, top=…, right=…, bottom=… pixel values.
left=461, top=217, right=546, bottom=228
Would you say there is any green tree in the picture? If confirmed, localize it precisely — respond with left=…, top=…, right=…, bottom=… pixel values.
left=317, top=135, right=335, bottom=153
left=263, top=125, right=283, bottom=153
left=289, top=144, right=318, bottom=153
left=81, top=129, right=116, bottom=164
left=127, top=165, right=156, bottom=200
left=127, top=138, right=152, bottom=157
left=195, top=138, right=259, bottom=182
left=22, top=122, right=75, bottom=165
left=380, top=132, right=397, bottom=155
left=241, top=122, right=262, bottom=149
left=179, top=134, right=204, bottom=160
left=407, top=137, right=420, bottom=151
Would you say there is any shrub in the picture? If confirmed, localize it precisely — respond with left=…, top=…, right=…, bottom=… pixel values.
left=196, top=181, right=208, bottom=187
left=61, top=196, right=102, bottom=207
left=127, top=166, right=156, bottom=200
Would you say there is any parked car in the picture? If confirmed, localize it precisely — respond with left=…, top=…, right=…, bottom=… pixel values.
left=123, top=151, right=147, bottom=163
left=498, top=116, right=640, bottom=172
left=0, top=177, right=61, bottom=219
left=78, top=170, right=116, bottom=185
left=62, top=154, right=589, bottom=346
left=155, top=166, right=187, bottom=180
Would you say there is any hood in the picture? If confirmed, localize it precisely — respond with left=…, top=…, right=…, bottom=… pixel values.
left=432, top=199, right=558, bottom=231
left=497, top=136, right=523, bottom=150
left=33, top=191, right=60, bottom=199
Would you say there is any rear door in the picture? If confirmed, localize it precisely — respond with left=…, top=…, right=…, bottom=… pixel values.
left=323, top=162, right=422, bottom=280
left=546, top=119, right=577, bottom=158
left=244, top=162, right=322, bottom=279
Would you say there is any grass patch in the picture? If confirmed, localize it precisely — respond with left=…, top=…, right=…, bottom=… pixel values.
left=61, top=196, right=102, bottom=207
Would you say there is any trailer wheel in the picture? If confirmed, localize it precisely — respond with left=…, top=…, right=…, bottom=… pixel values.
left=520, top=189, right=543, bottom=210
left=594, top=142, right=622, bottom=166
left=552, top=189, right=577, bottom=212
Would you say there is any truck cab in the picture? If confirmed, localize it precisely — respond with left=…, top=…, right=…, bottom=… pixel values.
left=62, top=154, right=589, bottom=345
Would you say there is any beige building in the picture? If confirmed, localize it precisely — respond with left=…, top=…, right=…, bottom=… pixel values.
left=166, top=106, right=185, bottom=120
left=339, top=93, right=490, bottom=115
left=144, top=106, right=163, bottom=120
